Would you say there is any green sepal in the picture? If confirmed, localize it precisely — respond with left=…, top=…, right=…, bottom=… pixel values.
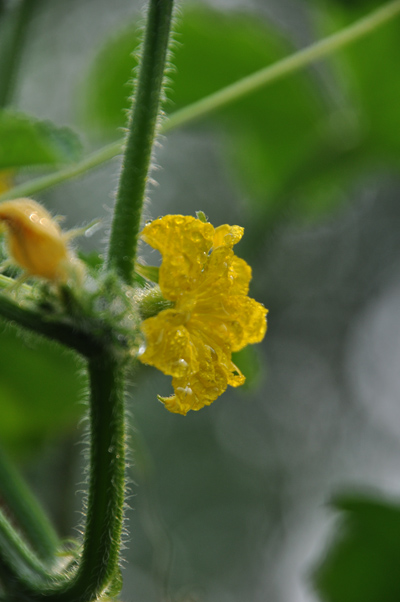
left=135, top=262, right=159, bottom=283
left=137, top=285, right=173, bottom=320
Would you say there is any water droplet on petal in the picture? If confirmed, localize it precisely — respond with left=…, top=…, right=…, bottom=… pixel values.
left=191, top=232, right=202, bottom=243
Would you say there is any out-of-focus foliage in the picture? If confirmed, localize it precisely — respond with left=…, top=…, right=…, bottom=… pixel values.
left=313, top=495, right=400, bottom=602
left=0, top=323, right=86, bottom=457
left=83, top=7, right=332, bottom=218
left=313, top=0, right=400, bottom=162
left=0, top=110, right=82, bottom=169
left=81, top=2, right=400, bottom=225
left=232, top=347, right=264, bottom=390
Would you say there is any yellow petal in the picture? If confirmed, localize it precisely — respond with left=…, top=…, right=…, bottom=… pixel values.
left=190, top=247, right=252, bottom=302
left=160, top=351, right=229, bottom=415
left=139, top=309, right=199, bottom=377
left=0, top=198, right=71, bottom=281
left=222, top=296, right=268, bottom=351
left=142, top=215, right=214, bottom=299
left=213, top=224, right=244, bottom=248
left=229, top=255, right=252, bottom=295
left=139, top=214, right=268, bottom=414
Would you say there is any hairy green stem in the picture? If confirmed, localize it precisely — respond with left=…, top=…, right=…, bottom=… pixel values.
left=0, top=294, right=96, bottom=357
left=36, top=349, right=126, bottom=602
left=0, top=292, right=127, bottom=600
left=0, top=446, right=59, bottom=563
left=106, top=0, right=175, bottom=284
left=1, top=0, right=399, bottom=203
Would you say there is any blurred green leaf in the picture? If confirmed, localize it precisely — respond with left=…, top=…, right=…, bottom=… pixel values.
left=313, top=494, right=400, bottom=602
left=83, top=5, right=400, bottom=223
left=0, top=110, right=82, bottom=169
left=82, top=8, right=342, bottom=215
left=82, top=24, right=139, bottom=134
left=78, top=250, right=104, bottom=273
left=314, top=1, right=400, bottom=163
left=171, top=8, right=329, bottom=204
left=0, top=322, right=86, bottom=457
left=232, top=346, right=264, bottom=390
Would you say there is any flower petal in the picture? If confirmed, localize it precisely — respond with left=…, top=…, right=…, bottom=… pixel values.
left=159, top=349, right=229, bottom=415
left=223, top=296, right=268, bottom=351
left=213, top=224, right=244, bottom=249
left=0, top=198, right=71, bottom=281
left=138, top=214, right=268, bottom=414
left=140, top=309, right=199, bottom=377
left=229, top=255, right=252, bottom=295
left=141, top=215, right=214, bottom=299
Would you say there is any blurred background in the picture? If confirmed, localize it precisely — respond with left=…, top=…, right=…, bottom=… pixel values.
left=1, top=0, right=400, bottom=600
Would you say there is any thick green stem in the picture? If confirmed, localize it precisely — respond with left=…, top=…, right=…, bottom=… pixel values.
left=106, top=0, right=175, bottom=284
left=0, top=294, right=96, bottom=357
left=0, top=446, right=59, bottom=563
left=37, top=349, right=126, bottom=602
left=0, top=292, right=127, bottom=601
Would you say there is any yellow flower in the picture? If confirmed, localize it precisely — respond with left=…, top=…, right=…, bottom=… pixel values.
left=0, top=198, right=80, bottom=283
left=138, top=215, right=268, bottom=415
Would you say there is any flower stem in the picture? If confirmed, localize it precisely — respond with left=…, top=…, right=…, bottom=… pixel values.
left=1, top=0, right=399, bottom=203
left=106, top=0, right=175, bottom=285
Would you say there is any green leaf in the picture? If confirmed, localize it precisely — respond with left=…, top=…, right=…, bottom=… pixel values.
left=313, top=494, right=400, bottom=602
left=174, top=9, right=329, bottom=201
left=0, top=110, right=82, bottom=169
left=82, top=9, right=327, bottom=198
left=0, top=322, right=87, bottom=457
left=232, top=346, right=264, bottom=390
left=314, top=1, right=400, bottom=163
left=83, top=6, right=381, bottom=221
left=81, top=24, right=140, bottom=134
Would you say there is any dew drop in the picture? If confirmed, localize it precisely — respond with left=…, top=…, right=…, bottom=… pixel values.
left=177, top=386, right=193, bottom=397
left=191, top=232, right=202, bottom=243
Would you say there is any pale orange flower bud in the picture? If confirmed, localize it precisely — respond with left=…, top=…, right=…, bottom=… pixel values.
left=0, top=198, right=81, bottom=283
